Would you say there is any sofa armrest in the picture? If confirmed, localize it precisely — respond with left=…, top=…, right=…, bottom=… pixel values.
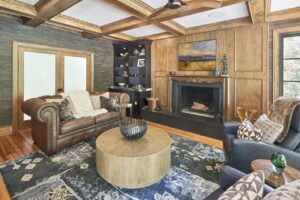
left=223, top=121, right=241, bottom=136
left=109, top=92, right=130, bottom=104
left=220, top=166, right=274, bottom=196
left=231, top=139, right=300, bottom=173
left=22, top=98, right=59, bottom=123
left=21, top=98, right=60, bottom=155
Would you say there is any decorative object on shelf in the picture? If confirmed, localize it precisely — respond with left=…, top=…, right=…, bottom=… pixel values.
left=147, top=97, right=159, bottom=110
left=221, top=54, right=228, bottom=76
left=213, top=66, right=220, bottom=76
left=122, top=71, right=128, bottom=77
left=178, top=40, right=216, bottom=71
left=119, top=118, right=147, bottom=140
left=133, top=49, right=139, bottom=55
left=139, top=48, right=145, bottom=56
left=271, top=152, right=287, bottom=175
left=120, top=52, right=128, bottom=57
left=125, top=62, right=129, bottom=67
left=169, top=71, right=176, bottom=76
left=119, top=64, right=124, bottom=68
left=137, top=58, right=145, bottom=67
left=135, top=84, right=144, bottom=91
left=118, top=83, right=126, bottom=87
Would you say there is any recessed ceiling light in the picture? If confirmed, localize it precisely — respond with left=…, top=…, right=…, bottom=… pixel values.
left=208, top=11, right=226, bottom=19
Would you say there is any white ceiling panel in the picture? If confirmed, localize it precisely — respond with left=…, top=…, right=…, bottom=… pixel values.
left=122, top=25, right=166, bottom=37
left=174, top=2, right=249, bottom=28
left=18, top=0, right=39, bottom=5
left=270, top=0, right=300, bottom=12
left=141, top=0, right=168, bottom=9
left=62, top=0, right=132, bottom=26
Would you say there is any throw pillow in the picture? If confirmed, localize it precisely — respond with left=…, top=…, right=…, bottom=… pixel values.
left=100, top=96, right=117, bottom=112
left=254, top=114, right=284, bottom=144
left=262, top=179, right=300, bottom=200
left=237, top=119, right=263, bottom=141
left=218, top=170, right=265, bottom=200
left=58, top=98, right=74, bottom=122
left=90, top=95, right=101, bottom=110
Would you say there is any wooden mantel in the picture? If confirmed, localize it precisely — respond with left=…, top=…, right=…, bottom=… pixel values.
left=167, top=75, right=231, bottom=121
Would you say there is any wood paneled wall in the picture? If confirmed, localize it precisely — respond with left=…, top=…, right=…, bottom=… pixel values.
left=151, top=23, right=268, bottom=120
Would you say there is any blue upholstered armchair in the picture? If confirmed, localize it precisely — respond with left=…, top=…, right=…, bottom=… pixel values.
left=223, top=105, right=300, bottom=173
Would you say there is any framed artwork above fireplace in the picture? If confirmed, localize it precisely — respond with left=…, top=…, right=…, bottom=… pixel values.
left=178, top=40, right=216, bottom=71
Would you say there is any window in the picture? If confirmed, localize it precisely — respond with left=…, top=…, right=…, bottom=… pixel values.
left=280, top=33, right=300, bottom=97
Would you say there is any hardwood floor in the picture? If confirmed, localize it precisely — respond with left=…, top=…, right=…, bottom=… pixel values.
left=0, top=123, right=223, bottom=200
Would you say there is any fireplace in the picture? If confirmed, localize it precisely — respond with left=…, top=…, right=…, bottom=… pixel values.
left=172, top=80, right=223, bottom=119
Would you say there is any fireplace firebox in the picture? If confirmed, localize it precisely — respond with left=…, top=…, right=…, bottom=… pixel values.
left=172, top=80, right=223, bottom=119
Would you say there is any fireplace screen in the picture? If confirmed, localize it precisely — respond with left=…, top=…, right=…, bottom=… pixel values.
left=172, top=80, right=223, bottom=119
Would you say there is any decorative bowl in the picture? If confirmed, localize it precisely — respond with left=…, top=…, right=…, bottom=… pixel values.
left=119, top=118, right=147, bottom=140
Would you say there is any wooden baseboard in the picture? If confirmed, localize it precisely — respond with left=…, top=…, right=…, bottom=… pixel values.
left=0, top=125, right=12, bottom=136
left=149, top=122, right=223, bottom=149
left=0, top=175, right=11, bottom=200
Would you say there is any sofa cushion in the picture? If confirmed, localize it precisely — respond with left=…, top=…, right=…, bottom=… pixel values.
left=262, top=179, right=300, bottom=200
left=60, top=91, right=94, bottom=114
left=254, top=114, right=284, bottom=144
left=73, top=108, right=108, bottom=119
left=60, top=117, right=95, bottom=135
left=100, top=96, right=118, bottom=112
left=218, top=170, right=265, bottom=200
left=90, top=95, right=101, bottom=110
left=95, top=112, right=119, bottom=124
left=58, top=98, right=74, bottom=122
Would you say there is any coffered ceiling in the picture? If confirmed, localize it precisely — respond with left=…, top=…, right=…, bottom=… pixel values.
left=0, top=0, right=299, bottom=41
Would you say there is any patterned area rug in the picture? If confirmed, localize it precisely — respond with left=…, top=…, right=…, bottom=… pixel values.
left=0, top=134, right=225, bottom=200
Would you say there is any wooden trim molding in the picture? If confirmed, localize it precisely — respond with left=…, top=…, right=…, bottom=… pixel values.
left=0, top=125, right=12, bottom=136
left=272, top=25, right=300, bottom=100
left=12, top=41, right=94, bottom=134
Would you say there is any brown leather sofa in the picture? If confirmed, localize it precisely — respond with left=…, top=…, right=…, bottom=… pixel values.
left=22, top=92, right=129, bottom=155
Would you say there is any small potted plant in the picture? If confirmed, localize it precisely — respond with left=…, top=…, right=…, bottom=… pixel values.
left=271, top=152, right=287, bottom=175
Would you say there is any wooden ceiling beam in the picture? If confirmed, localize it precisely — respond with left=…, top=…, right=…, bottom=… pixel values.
left=84, top=16, right=148, bottom=39
left=266, top=7, right=300, bottom=23
left=246, top=0, right=265, bottom=23
left=144, top=32, right=175, bottom=41
left=0, top=0, right=36, bottom=17
left=153, top=0, right=248, bottom=22
left=23, top=0, right=81, bottom=27
left=103, top=0, right=186, bottom=36
left=186, top=17, right=252, bottom=34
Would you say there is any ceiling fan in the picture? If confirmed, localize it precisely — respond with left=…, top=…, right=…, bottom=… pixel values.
left=149, top=0, right=222, bottom=18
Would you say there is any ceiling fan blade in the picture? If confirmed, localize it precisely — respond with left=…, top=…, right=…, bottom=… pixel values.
left=149, top=6, right=169, bottom=18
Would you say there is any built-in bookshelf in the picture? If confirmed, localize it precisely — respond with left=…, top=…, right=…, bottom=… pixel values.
left=113, top=39, right=152, bottom=88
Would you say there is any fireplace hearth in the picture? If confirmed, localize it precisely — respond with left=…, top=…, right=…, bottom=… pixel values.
left=172, top=80, right=223, bottom=119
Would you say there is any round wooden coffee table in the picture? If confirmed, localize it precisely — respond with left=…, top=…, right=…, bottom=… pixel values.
left=96, top=126, right=171, bottom=189
left=251, top=159, right=300, bottom=188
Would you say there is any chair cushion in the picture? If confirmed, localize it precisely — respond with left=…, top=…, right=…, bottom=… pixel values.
left=95, top=112, right=119, bottom=124
left=218, top=170, right=265, bottom=200
left=204, top=188, right=225, bottom=200
left=262, top=179, right=300, bottom=200
left=254, top=114, right=284, bottom=144
left=60, top=117, right=95, bottom=134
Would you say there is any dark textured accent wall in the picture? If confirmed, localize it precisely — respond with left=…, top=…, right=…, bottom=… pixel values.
left=0, top=16, right=113, bottom=126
